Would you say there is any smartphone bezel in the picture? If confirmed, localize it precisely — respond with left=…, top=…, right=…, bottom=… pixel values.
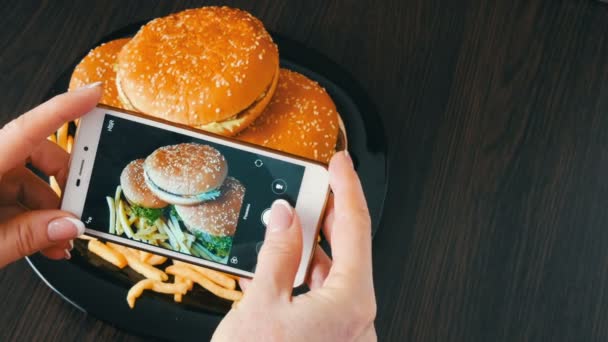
left=62, top=105, right=330, bottom=287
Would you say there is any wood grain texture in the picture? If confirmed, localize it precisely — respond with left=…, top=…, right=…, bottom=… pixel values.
left=2, top=0, right=608, bottom=341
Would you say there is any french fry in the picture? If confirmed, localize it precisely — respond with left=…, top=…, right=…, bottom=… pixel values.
left=139, top=251, right=152, bottom=262
left=118, top=200, right=135, bottom=238
left=114, top=186, right=123, bottom=235
left=172, top=260, right=236, bottom=290
left=165, top=265, right=242, bottom=301
left=147, top=254, right=168, bottom=266
left=127, top=214, right=137, bottom=225
left=134, top=219, right=156, bottom=236
left=147, top=233, right=169, bottom=241
left=50, top=177, right=61, bottom=196
left=173, top=275, right=194, bottom=303
left=57, top=123, right=69, bottom=151
left=174, top=276, right=184, bottom=302
left=107, top=243, right=168, bottom=281
left=165, top=220, right=188, bottom=253
left=48, top=133, right=57, bottom=144
left=67, top=135, right=74, bottom=153
left=134, top=217, right=146, bottom=232
left=125, top=246, right=140, bottom=255
left=158, top=221, right=179, bottom=251
left=88, top=240, right=128, bottom=269
left=127, top=279, right=188, bottom=308
left=106, top=196, right=116, bottom=234
left=231, top=300, right=240, bottom=310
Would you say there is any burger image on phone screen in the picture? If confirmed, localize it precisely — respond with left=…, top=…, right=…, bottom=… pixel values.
left=120, top=159, right=168, bottom=223
left=115, top=7, right=279, bottom=137
left=173, top=177, right=245, bottom=263
left=143, top=143, right=228, bottom=205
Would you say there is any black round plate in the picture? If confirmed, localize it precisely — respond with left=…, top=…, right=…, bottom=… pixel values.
left=27, top=21, right=388, bottom=341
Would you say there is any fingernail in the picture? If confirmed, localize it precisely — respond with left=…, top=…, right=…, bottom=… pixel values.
left=343, top=150, right=354, bottom=168
left=79, top=81, right=103, bottom=90
left=64, top=249, right=71, bottom=260
left=48, top=217, right=85, bottom=242
left=268, top=199, right=293, bottom=232
left=68, top=240, right=74, bottom=250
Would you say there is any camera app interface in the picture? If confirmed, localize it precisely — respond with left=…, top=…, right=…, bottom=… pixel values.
left=81, top=114, right=304, bottom=272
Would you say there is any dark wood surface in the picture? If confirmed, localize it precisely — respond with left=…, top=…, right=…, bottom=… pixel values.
left=2, top=0, right=608, bottom=341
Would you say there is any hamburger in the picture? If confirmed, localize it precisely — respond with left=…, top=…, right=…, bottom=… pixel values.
left=115, top=7, right=280, bottom=136
left=174, top=177, right=245, bottom=263
left=119, top=159, right=168, bottom=223
left=69, top=38, right=131, bottom=109
left=143, top=143, right=228, bottom=205
left=236, top=69, right=341, bottom=163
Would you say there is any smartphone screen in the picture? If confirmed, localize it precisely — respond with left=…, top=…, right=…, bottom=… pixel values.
left=78, top=113, right=307, bottom=274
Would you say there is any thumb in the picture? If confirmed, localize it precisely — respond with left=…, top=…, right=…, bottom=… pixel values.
left=0, top=210, right=84, bottom=267
left=249, top=200, right=302, bottom=301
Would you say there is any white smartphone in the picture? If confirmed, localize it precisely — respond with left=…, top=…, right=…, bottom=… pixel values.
left=62, top=105, right=330, bottom=287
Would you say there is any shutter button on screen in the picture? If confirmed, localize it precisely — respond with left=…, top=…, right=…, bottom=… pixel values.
left=271, top=179, right=287, bottom=194
left=261, top=208, right=271, bottom=226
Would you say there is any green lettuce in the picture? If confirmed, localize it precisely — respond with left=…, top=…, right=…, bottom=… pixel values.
left=130, top=205, right=163, bottom=225
left=195, top=231, right=233, bottom=259
left=168, top=205, right=181, bottom=221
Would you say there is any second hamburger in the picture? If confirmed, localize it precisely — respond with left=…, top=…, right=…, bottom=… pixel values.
left=174, top=177, right=245, bottom=263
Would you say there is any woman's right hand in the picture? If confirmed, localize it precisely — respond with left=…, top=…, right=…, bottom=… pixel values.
left=213, top=151, right=377, bottom=341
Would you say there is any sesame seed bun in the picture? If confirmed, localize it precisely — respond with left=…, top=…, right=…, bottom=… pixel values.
left=336, top=114, right=348, bottom=152
left=175, top=177, right=245, bottom=238
left=236, top=69, right=340, bottom=163
left=119, top=159, right=168, bottom=209
left=69, top=38, right=130, bottom=109
left=197, top=65, right=279, bottom=136
left=143, top=143, right=228, bottom=205
left=116, top=7, right=279, bottom=135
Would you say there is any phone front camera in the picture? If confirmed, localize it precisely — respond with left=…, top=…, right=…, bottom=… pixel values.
left=76, top=179, right=81, bottom=187
left=84, top=146, right=89, bottom=151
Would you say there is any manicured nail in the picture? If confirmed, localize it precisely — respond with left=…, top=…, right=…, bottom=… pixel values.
left=343, top=150, right=353, bottom=168
left=79, top=81, right=103, bottom=90
left=64, top=249, right=71, bottom=260
left=68, top=240, right=74, bottom=250
left=48, top=217, right=85, bottom=242
left=268, top=199, right=293, bottom=232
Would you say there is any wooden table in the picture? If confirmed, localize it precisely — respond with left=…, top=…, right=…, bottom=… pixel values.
left=2, top=1, right=608, bottom=340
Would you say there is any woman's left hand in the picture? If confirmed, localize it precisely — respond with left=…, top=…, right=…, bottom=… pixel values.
left=0, top=83, right=102, bottom=267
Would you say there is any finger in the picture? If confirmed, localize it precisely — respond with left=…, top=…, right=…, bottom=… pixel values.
left=238, top=278, right=251, bottom=292
left=306, top=246, right=332, bottom=290
left=0, top=210, right=84, bottom=267
left=40, top=246, right=70, bottom=260
left=0, top=167, right=59, bottom=210
left=0, top=205, right=26, bottom=222
left=40, top=240, right=72, bottom=260
left=28, top=139, right=70, bottom=188
left=248, top=200, right=302, bottom=302
left=19, top=168, right=60, bottom=209
left=326, top=151, right=372, bottom=282
left=0, top=84, right=102, bottom=174
left=321, top=194, right=335, bottom=245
